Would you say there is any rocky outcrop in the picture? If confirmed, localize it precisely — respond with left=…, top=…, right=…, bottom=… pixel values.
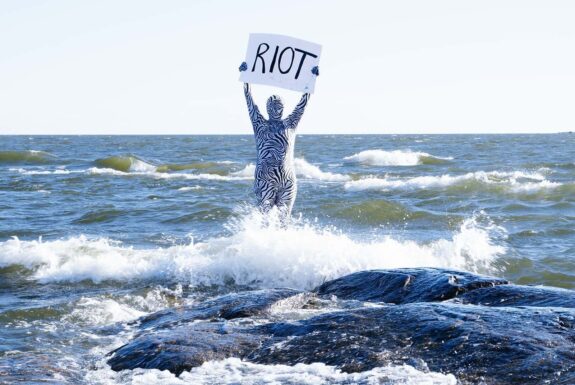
left=107, top=268, right=575, bottom=384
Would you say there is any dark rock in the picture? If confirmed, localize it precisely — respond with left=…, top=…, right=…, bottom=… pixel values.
left=109, top=289, right=302, bottom=374
left=108, top=321, right=265, bottom=376
left=252, top=303, right=575, bottom=384
left=137, top=288, right=301, bottom=331
left=107, top=268, right=575, bottom=384
left=313, top=268, right=508, bottom=304
left=451, top=284, right=575, bottom=308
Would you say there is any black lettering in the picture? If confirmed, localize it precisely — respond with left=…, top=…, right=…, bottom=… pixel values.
left=278, top=47, right=295, bottom=74
left=294, top=48, right=318, bottom=79
left=269, top=46, right=280, bottom=73
left=252, top=43, right=270, bottom=73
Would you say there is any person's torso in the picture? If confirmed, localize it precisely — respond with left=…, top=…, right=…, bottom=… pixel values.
left=254, top=120, right=296, bottom=177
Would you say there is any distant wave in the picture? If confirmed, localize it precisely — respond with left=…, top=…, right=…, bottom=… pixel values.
left=345, top=170, right=563, bottom=193
left=0, top=211, right=504, bottom=286
left=86, top=156, right=349, bottom=182
left=95, top=156, right=234, bottom=174
left=0, top=150, right=56, bottom=164
left=9, top=168, right=74, bottom=175
left=344, top=149, right=452, bottom=166
left=95, top=156, right=157, bottom=173
left=87, top=167, right=252, bottom=181
left=10, top=154, right=349, bottom=183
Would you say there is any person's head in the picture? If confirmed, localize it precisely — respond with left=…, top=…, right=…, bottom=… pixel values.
left=266, top=95, right=284, bottom=120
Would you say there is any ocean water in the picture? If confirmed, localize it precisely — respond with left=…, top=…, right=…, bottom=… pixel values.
left=0, top=134, right=573, bottom=384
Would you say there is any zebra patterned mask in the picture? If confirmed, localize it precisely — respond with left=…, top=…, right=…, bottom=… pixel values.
left=266, top=95, right=284, bottom=120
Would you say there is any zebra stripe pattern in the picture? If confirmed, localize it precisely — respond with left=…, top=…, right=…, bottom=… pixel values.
left=243, top=83, right=310, bottom=221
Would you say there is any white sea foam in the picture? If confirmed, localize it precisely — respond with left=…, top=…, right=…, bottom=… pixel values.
left=86, top=357, right=457, bottom=385
left=345, top=170, right=562, bottom=193
left=344, top=149, right=452, bottom=166
left=178, top=186, right=203, bottom=191
left=232, top=163, right=256, bottom=178
left=14, top=158, right=349, bottom=183
left=294, top=158, right=350, bottom=181
left=128, top=158, right=156, bottom=173
left=87, top=167, right=252, bottom=181
left=63, top=286, right=182, bottom=326
left=233, top=158, right=350, bottom=182
left=0, top=211, right=504, bottom=287
left=9, top=168, right=75, bottom=175
left=65, top=297, right=147, bottom=325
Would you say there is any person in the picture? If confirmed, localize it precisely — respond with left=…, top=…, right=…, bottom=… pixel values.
left=239, top=62, right=319, bottom=222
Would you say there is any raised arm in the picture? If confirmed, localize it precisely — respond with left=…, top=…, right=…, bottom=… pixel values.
left=239, top=62, right=265, bottom=130
left=285, top=66, right=319, bottom=130
left=243, top=82, right=265, bottom=126
left=284, top=93, right=310, bottom=130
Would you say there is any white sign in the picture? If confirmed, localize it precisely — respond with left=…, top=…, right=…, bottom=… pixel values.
left=239, top=33, right=321, bottom=93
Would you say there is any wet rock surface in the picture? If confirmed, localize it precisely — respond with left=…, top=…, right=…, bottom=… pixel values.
left=313, top=268, right=509, bottom=304
left=135, top=288, right=301, bottom=331
left=107, top=268, right=575, bottom=384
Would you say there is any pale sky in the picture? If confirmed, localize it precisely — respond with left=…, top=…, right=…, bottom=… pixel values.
left=1, top=0, right=574, bottom=134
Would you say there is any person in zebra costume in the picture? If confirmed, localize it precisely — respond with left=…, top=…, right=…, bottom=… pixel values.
left=239, top=62, right=319, bottom=222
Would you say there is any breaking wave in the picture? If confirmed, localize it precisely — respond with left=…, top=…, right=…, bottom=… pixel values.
left=294, top=158, right=350, bottom=181
left=0, top=211, right=505, bottom=287
left=94, top=156, right=234, bottom=175
left=95, top=155, right=156, bottom=173
left=345, top=170, right=563, bottom=193
left=6, top=156, right=349, bottom=183
left=232, top=159, right=349, bottom=182
left=344, top=149, right=452, bottom=166
left=0, top=150, right=56, bottom=164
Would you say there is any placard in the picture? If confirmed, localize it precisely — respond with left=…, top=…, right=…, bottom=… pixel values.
left=239, top=33, right=322, bottom=93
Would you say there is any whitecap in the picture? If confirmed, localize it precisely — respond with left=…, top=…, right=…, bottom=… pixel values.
left=345, top=170, right=562, bottom=193
left=294, top=158, right=350, bottom=182
left=233, top=159, right=350, bottom=182
left=10, top=168, right=74, bottom=175
left=178, top=186, right=203, bottom=191
left=344, top=149, right=452, bottom=166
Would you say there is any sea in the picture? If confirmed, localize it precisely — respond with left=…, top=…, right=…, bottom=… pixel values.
left=0, top=134, right=574, bottom=384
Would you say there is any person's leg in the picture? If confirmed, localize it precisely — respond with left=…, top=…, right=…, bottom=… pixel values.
left=254, top=177, right=276, bottom=214
left=275, top=179, right=297, bottom=224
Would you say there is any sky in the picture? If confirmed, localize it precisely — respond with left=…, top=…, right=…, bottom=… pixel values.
left=1, top=0, right=574, bottom=135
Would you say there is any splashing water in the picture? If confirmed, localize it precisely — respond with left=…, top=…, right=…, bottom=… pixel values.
left=0, top=210, right=505, bottom=288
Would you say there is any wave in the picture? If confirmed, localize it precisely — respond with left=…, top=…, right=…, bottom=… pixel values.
left=232, top=159, right=350, bottom=182
left=0, top=211, right=505, bottom=287
left=13, top=155, right=350, bottom=183
left=231, top=163, right=256, bottom=178
left=345, top=170, right=563, bottom=193
left=0, top=150, right=56, bottom=164
left=343, top=150, right=452, bottom=166
left=95, top=156, right=237, bottom=175
left=87, top=167, right=252, bottom=181
left=63, top=286, right=181, bottom=326
left=73, top=209, right=125, bottom=224
left=8, top=168, right=73, bottom=175
left=156, top=161, right=234, bottom=174
left=95, top=156, right=156, bottom=173
left=294, top=158, right=351, bottom=181
left=87, top=357, right=457, bottom=385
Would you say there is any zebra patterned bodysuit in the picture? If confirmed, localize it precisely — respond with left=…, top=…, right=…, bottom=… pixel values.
left=243, top=83, right=310, bottom=220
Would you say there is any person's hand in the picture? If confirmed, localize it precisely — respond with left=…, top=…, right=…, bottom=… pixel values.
left=239, top=62, right=248, bottom=72
left=311, top=66, right=319, bottom=76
